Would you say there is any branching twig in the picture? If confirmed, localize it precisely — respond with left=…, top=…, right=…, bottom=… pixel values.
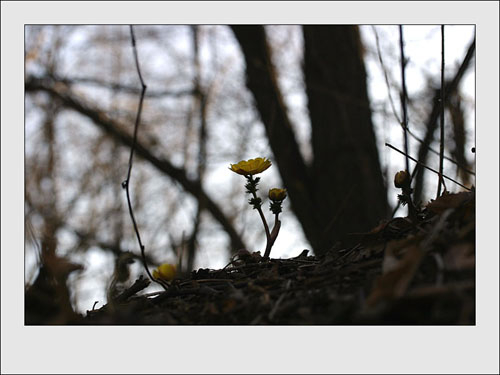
left=413, top=38, right=475, bottom=202
left=404, top=126, right=475, bottom=176
left=371, top=26, right=402, bottom=125
left=25, top=77, right=247, bottom=252
left=123, top=25, right=166, bottom=290
left=385, top=143, right=471, bottom=191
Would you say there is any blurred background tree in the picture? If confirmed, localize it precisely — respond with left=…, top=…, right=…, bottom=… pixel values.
left=24, top=25, right=475, bottom=316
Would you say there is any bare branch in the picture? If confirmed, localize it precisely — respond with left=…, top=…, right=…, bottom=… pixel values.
left=437, top=25, right=446, bottom=197
left=413, top=38, right=475, bottom=202
left=25, top=76, right=247, bottom=253
left=399, top=26, right=410, bottom=175
left=386, top=143, right=471, bottom=191
left=43, top=74, right=196, bottom=98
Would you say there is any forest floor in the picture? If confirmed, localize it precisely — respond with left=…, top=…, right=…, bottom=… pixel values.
left=84, top=190, right=475, bottom=325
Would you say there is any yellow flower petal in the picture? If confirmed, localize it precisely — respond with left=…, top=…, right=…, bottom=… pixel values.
left=229, top=157, right=272, bottom=176
left=153, top=263, right=177, bottom=281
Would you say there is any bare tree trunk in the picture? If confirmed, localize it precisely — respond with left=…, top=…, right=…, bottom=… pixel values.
left=303, top=25, right=388, bottom=249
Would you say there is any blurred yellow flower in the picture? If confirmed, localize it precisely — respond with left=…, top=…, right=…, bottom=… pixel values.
left=229, top=157, right=272, bottom=176
left=268, top=188, right=287, bottom=201
left=153, top=263, right=177, bottom=281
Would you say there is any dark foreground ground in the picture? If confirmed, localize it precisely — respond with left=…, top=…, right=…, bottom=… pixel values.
left=81, top=190, right=475, bottom=325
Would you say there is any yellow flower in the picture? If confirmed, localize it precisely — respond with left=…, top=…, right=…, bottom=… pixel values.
left=268, top=188, right=287, bottom=201
left=229, top=157, right=272, bottom=176
left=394, top=170, right=410, bottom=188
left=153, top=263, right=177, bottom=281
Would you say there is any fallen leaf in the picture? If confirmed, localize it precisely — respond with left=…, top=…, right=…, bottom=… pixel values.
left=366, top=241, right=424, bottom=307
left=426, top=191, right=474, bottom=215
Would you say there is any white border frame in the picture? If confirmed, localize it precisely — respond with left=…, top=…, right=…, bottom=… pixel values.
left=2, top=1, right=498, bottom=374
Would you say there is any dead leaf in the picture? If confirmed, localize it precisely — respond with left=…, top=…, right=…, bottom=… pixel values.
left=382, top=236, right=420, bottom=273
left=427, top=191, right=474, bottom=215
left=366, top=242, right=424, bottom=307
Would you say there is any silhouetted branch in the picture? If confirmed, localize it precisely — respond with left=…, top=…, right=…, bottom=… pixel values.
left=186, top=25, right=207, bottom=272
left=413, top=38, right=475, bottom=202
left=405, top=127, right=475, bottom=176
left=25, top=76, right=247, bottom=253
left=44, top=74, right=196, bottom=98
left=399, top=26, right=410, bottom=175
left=114, top=275, right=151, bottom=304
left=371, top=26, right=402, bottom=125
left=437, top=25, right=446, bottom=197
left=123, top=25, right=160, bottom=288
left=372, top=27, right=474, bottom=177
left=71, top=227, right=159, bottom=267
left=386, top=143, right=471, bottom=191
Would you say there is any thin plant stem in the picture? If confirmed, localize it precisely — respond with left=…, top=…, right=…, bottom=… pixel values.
left=437, top=25, right=446, bottom=198
left=124, top=25, right=167, bottom=290
left=264, top=213, right=281, bottom=258
left=247, top=176, right=271, bottom=244
left=399, top=25, right=410, bottom=175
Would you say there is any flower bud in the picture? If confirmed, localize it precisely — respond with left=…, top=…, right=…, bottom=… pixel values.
left=268, top=188, right=287, bottom=201
left=394, top=170, right=410, bottom=189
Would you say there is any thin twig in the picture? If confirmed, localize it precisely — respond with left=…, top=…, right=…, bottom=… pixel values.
left=385, top=143, right=471, bottom=191
left=186, top=25, right=208, bottom=272
left=46, top=74, right=195, bottom=98
left=25, top=77, right=247, bottom=251
left=114, top=275, right=151, bottom=303
left=404, top=126, right=475, bottom=176
left=399, top=26, right=410, bottom=175
left=371, top=26, right=402, bottom=125
left=437, top=25, right=446, bottom=198
left=369, top=26, right=473, bottom=177
left=413, top=38, right=475, bottom=202
left=124, top=25, right=166, bottom=290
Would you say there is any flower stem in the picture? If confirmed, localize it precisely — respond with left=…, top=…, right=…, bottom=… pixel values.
left=264, top=213, right=281, bottom=258
left=246, top=176, right=271, bottom=255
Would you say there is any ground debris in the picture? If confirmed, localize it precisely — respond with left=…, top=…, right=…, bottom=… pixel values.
left=84, top=191, right=475, bottom=325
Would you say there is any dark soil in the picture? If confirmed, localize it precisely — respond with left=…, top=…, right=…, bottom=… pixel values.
left=83, top=191, right=475, bottom=325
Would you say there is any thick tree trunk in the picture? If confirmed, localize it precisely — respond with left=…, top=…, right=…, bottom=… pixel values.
left=232, top=25, right=389, bottom=254
left=303, top=25, right=388, bottom=249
